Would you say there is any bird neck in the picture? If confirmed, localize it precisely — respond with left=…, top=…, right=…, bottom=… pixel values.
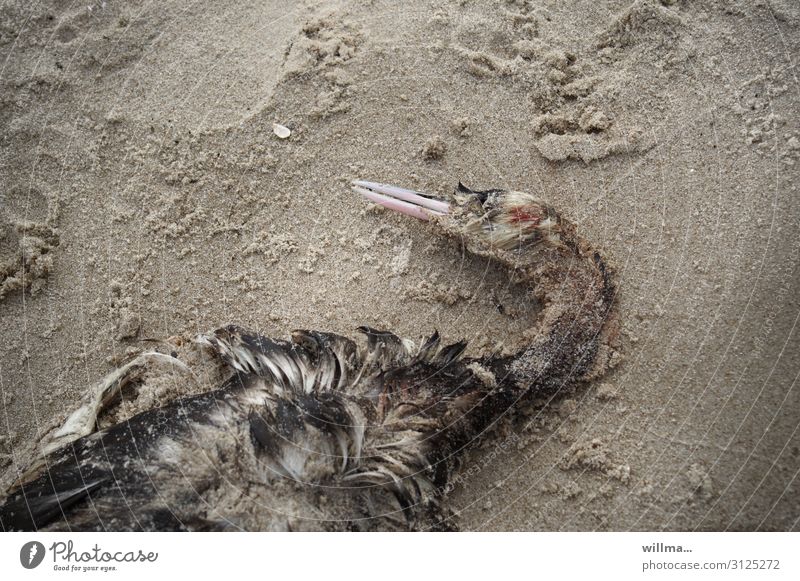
left=417, top=223, right=619, bottom=493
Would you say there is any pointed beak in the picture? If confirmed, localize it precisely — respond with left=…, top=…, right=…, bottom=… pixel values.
left=351, top=180, right=450, bottom=221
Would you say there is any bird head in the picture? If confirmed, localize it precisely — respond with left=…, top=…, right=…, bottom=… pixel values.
left=352, top=180, right=568, bottom=253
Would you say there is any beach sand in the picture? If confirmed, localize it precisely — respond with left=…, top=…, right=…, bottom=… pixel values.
left=1, top=0, right=798, bottom=530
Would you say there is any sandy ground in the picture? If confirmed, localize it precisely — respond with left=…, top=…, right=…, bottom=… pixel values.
left=1, top=0, right=799, bottom=531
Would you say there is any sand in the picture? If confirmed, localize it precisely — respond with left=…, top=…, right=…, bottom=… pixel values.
left=1, top=0, right=798, bottom=531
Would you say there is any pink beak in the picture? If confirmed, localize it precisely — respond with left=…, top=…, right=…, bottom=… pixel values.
left=352, top=180, right=450, bottom=221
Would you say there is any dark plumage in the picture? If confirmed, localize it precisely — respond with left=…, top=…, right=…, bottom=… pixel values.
left=0, top=181, right=619, bottom=531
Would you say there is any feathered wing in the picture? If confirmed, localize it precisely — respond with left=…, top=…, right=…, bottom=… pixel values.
left=198, top=324, right=476, bottom=529
left=0, top=324, right=485, bottom=531
left=0, top=376, right=253, bottom=531
left=0, top=326, right=365, bottom=531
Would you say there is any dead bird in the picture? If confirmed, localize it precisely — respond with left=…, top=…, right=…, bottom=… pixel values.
left=0, top=181, right=619, bottom=531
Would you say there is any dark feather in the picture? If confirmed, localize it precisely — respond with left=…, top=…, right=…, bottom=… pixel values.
left=0, top=474, right=108, bottom=532
left=434, top=340, right=468, bottom=368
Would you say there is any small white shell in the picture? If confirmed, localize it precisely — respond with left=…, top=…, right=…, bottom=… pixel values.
left=272, top=123, right=291, bottom=139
